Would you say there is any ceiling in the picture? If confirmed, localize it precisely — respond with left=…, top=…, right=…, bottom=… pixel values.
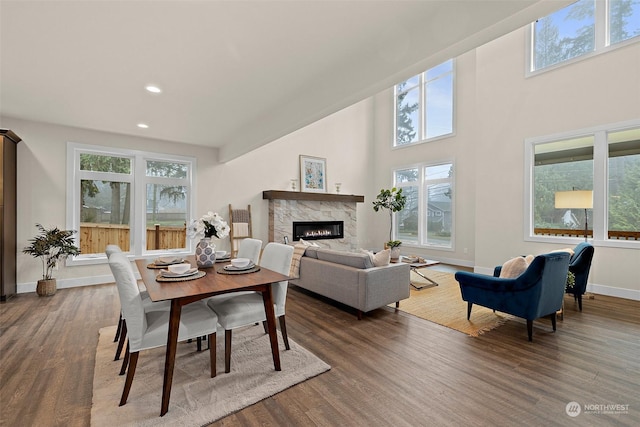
left=0, top=1, right=569, bottom=162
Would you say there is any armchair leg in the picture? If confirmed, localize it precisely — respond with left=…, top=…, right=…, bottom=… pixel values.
left=467, top=302, right=473, bottom=320
left=527, top=320, right=533, bottom=342
left=577, top=294, right=583, bottom=311
left=225, top=329, right=232, bottom=373
left=119, top=351, right=139, bottom=406
left=279, top=315, right=290, bottom=350
left=550, top=313, right=557, bottom=332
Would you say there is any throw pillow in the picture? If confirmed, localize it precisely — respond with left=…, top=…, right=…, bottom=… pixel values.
left=372, top=249, right=391, bottom=267
left=289, top=242, right=308, bottom=278
left=551, top=247, right=575, bottom=257
left=360, top=249, right=391, bottom=267
left=499, top=256, right=529, bottom=279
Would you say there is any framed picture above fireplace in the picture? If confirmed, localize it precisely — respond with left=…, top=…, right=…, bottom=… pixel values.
left=299, top=155, right=327, bottom=193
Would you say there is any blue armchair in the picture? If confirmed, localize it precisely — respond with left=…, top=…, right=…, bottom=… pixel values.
left=567, top=242, right=594, bottom=311
left=454, top=252, right=571, bottom=341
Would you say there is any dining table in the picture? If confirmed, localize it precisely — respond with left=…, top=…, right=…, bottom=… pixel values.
left=135, top=255, right=290, bottom=416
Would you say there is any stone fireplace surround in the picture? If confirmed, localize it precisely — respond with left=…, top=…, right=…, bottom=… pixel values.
left=263, top=191, right=364, bottom=251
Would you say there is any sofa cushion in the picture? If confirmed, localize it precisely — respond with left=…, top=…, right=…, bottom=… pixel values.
left=316, top=248, right=374, bottom=269
left=499, top=256, right=530, bottom=278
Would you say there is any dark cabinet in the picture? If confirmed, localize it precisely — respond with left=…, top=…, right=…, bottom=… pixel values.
left=1, top=129, right=20, bottom=301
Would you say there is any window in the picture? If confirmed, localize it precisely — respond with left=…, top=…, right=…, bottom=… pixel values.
left=394, top=59, right=454, bottom=146
left=394, top=162, right=454, bottom=248
left=530, top=0, right=640, bottom=73
left=525, top=121, right=640, bottom=246
left=67, top=143, right=195, bottom=263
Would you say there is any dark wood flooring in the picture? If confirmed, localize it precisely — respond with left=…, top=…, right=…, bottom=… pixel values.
left=1, top=265, right=638, bottom=426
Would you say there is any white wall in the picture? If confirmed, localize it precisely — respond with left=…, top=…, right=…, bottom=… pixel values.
left=371, top=27, right=640, bottom=298
left=3, top=98, right=374, bottom=292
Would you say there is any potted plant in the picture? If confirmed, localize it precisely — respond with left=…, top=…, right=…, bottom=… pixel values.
left=372, top=187, right=407, bottom=244
left=23, top=223, right=80, bottom=296
left=385, top=240, right=402, bottom=262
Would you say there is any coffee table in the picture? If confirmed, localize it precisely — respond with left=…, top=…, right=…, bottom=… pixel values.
left=402, top=257, right=441, bottom=289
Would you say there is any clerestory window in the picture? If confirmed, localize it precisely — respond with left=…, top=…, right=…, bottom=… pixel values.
left=530, top=0, right=640, bottom=74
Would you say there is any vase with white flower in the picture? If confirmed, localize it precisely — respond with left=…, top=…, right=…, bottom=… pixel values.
left=187, top=211, right=230, bottom=268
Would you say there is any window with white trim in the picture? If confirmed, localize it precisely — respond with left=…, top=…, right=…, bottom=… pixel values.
left=530, top=0, right=640, bottom=73
left=394, top=162, right=454, bottom=248
left=526, top=121, right=640, bottom=246
left=67, top=143, right=195, bottom=261
left=394, top=59, right=454, bottom=146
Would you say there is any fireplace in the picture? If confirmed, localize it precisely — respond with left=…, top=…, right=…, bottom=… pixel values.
left=293, top=221, right=344, bottom=241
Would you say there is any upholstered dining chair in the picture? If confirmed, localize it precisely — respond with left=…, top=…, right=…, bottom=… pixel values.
left=236, top=237, right=263, bottom=265
left=108, top=252, right=219, bottom=406
left=207, top=242, right=294, bottom=373
left=106, top=245, right=170, bottom=362
left=567, top=242, right=594, bottom=311
left=455, top=252, right=571, bottom=341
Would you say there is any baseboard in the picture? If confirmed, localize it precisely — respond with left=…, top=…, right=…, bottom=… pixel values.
left=17, top=274, right=116, bottom=294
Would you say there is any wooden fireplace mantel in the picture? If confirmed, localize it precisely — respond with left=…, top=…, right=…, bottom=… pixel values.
left=263, top=190, right=364, bottom=203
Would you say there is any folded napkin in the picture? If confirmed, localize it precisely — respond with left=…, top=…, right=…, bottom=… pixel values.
left=154, top=257, right=183, bottom=265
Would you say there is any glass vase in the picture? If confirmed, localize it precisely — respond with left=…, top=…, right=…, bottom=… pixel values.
left=195, top=237, right=216, bottom=268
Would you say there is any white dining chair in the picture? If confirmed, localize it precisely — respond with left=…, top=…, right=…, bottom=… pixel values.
left=236, top=238, right=262, bottom=264
left=207, top=242, right=293, bottom=373
left=108, top=252, right=219, bottom=406
left=106, top=245, right=171, bottom=362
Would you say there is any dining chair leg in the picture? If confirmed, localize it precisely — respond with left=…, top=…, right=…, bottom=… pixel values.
left=261, top=321, right=268, bottom=334
left=120, top=342, right=130, bottom=375
left=278, top=315, right=290, bottom=350
left=114, top=313, right=123, bottom=342
left=119, top=351, right=139, bottom=406
left=225, top=329, right=232, bottom=373
left=114, top=320, right=127, bottom=361
left=197, top=337, right=202, bottom=352
left=209, top=332, right=216, bottom=378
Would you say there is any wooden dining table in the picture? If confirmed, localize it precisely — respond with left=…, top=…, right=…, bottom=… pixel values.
left=135, top=256, right=290, bottom=416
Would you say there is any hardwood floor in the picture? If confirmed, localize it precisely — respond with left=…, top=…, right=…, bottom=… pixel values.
left=1, top=268, right=638, bottom=426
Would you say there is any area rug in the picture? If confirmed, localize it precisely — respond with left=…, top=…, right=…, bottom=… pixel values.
left=394, top=268, right=512, bottom=337
left=91, top=325, right=330, bottom=426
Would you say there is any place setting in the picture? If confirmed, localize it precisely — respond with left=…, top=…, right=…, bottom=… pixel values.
left=156, top=262, right=206, bottom=282
left=147, top=255, right=188, bottom=269
left=216, top=257, right=261, bottom=275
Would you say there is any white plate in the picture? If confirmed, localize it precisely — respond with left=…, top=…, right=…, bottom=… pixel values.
left=160, top=268, right=198, bottom=278
left=223, top=262, right=255, bottom=271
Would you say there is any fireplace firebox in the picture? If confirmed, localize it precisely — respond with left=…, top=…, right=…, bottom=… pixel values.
left=293, top=221, right=344, bottom=241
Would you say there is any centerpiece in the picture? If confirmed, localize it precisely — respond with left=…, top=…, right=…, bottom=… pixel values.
left=187, top=211, right=230, bottom=267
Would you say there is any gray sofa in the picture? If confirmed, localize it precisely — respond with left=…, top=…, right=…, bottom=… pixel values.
left=289, top=247, right=410, bottom=319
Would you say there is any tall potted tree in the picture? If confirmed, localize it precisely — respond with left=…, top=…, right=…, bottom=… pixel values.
left=372, top=187, right=406, bottom=259
left=23, top=223, right=80, bottom=296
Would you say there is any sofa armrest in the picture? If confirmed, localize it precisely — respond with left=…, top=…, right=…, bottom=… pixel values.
left=357, top=262, right=410, bottom=312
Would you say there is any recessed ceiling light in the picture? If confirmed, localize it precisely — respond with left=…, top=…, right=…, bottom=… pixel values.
left=145, top=85, right=162, bottom=94
left=137, top=123, right=149, bottom=129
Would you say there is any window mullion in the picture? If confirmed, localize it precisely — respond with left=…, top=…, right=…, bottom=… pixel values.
left=593, top=130, right=608, bottom=242
left=133, top=154, right=146, bottom=257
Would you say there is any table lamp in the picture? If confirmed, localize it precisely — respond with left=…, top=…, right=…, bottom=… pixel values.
left=555, top=190, right=593, bottom=241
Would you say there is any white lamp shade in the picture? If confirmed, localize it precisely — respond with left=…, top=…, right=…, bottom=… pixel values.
left=555, top=190, right=593, bottom=209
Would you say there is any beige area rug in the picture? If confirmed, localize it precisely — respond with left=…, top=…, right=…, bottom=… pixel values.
left=91, top=325, right=330, bottom=426
left=396, top=268, right=512, bottom=337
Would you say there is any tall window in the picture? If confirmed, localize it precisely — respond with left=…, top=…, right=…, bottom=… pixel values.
left=531, top=0, right=640, bottom=73
left=67, top=143, right=195, bottom=262
left=526, top=122, right=640, bottom=246
left=394, top=162, right=454, bottom=248
left=394, top=59, right=454, bottom=146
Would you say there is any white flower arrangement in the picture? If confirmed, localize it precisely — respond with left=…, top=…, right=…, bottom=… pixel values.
left=187, top=211, right=230, bottom=240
